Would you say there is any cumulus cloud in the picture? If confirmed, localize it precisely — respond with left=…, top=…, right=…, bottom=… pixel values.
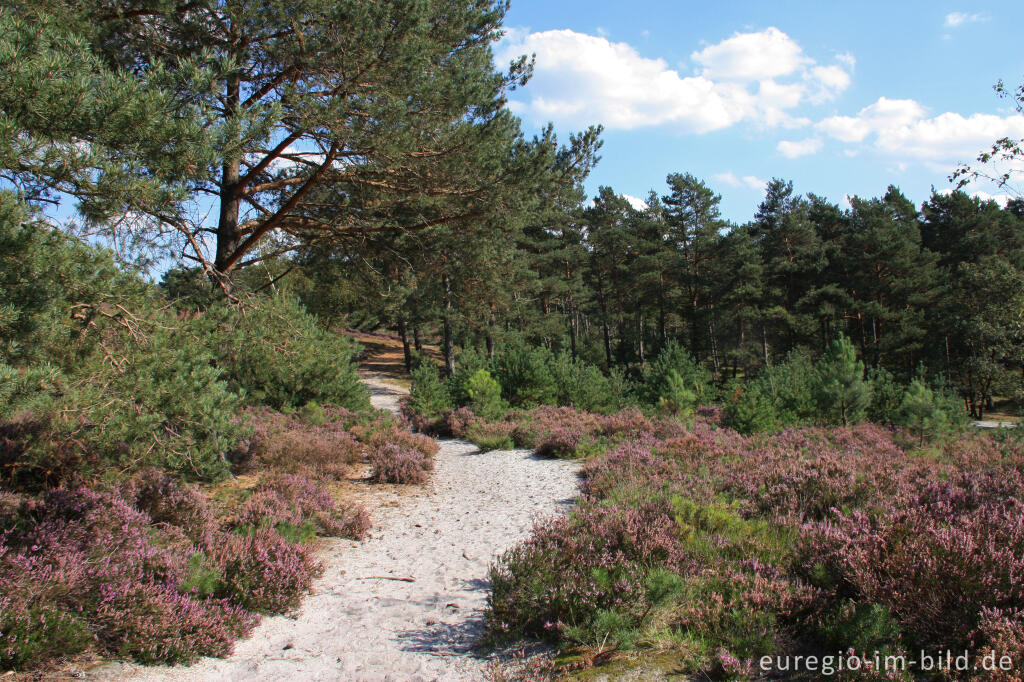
left=691, top=27, right=809, bottom=81
left=777, top=137, right=824, bottom=158
left=621, top=193, right=650, bottom=211
left=496, top=27, right=853, bottom=132
left=816, top=97, right=1024, bottom=164
left=713, top=172, right=767, bottom=190
left=938, top=188, right=1012, bottom=207
left=944, top=11, right=989, bottom=27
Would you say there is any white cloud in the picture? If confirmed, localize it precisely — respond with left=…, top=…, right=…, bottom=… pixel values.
left=691, top=27, right=809, bottom=81
left=713, top=172, right=767, bottom=190
left=835, top=52, right=856, bottom=70
left=817, top=96, right=1024, bottom=164
left=938, top=187, right=1012, bottom=207
left=621, top=193, right=649, bottom=211
left=497, top=27, right=853, bottom=132
left=806, top=65, right=851, bottom=103
left=944, top=11, right=989, bottom=27
left=777, top=137, right=824, bottom=158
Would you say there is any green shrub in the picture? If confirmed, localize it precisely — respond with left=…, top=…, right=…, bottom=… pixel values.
left=642, top=341, right=713, bottom=407
left=895, top=379, right=949, bottom=444
left=408, top=362, right=453, bottom=418
left=179, top=552, right=224, bottom=599
left=0, top=604, right=91, bottom=669
left=466, top=369, right=507, bottom=420
left=549, top=353, right=622, bottom=414
left=657, top=370, right=699, bottom=418
left=492, top=346, right=557, bottom=407
left=814, top=335, right=871, bottom=426
left=727, top=350, right=820, bottom=433
left=867, top=367, right=904, bottom=424
left=448, top=346, right=493, bottom=405
left=816, top=600, right=903, bottom=655
left=0, top=201, right=248, bottom=485
left=466, top=421, right=515, bottom=452
left=196, top=294, right=369, bottom=412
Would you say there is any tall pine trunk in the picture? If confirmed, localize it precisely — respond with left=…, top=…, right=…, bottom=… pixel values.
left=397, top=315, right=412, bottom=372
left=213, top=73, right=242, bottom=285
left=442, top=273, right=456, bottom=376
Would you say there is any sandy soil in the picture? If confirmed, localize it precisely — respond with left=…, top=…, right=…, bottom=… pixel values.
left=98, top=375, right=579, bottom=681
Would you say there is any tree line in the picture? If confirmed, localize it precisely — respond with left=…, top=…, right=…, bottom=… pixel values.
left=288, top=176, right=1024, bottom=420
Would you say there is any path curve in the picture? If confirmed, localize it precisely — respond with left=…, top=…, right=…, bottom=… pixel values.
left=101, top=375, right=579, bottom=681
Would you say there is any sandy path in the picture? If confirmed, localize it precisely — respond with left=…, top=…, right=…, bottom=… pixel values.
left=101, top=375, right=579, bottom=681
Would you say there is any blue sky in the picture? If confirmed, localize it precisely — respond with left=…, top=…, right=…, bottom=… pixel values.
left=495, top=0, right=1024, bottom=223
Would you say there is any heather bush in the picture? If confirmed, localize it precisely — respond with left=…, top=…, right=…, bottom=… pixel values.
left=122, top=467, right=219, bottom=547
left=0, top=484, right=264, bottom=667
left=800, top=470, right=1024, bottom=653
left=217, top=526, right=319, bottom=613
left=489, top=401, right=1024, bottom=679
left=368, top=443, right=432, bottom=484
left=239, top=406, right=365, bottom=479
left=466, top=421, right=515, bottom=452
left=446, top=406, right=480, bottom=438
left=92, top=581, right=255, bottom=664
left=353, top=420, right=439, bottom=459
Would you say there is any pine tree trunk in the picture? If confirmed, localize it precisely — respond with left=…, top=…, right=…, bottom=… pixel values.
left=213, top=73, right=242, bottom=285
left=442, top=273, right=456, bottom=376
left=568, top=298, right=578, bottom=359
left=397, top=315, right=412, bottom=372
left=637, top=313, right=645, bottom=364
left=761, top=324, right=770, bottom=366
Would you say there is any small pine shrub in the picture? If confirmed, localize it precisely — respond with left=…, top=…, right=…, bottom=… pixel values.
left=642, top=341, right=712, bottom=407
left=727, top=350, right=820, bottom=433
left=466, top=369, right=507, bottom=420
left=814, top=335, right=872, bottom=426
left=492, top=346, right=557, bottom=407
left=866, top=367, right=904, bottom=424
left=895, top=379, right=948, bottom=444
left=657, top=369, right=699, bottom=418
left=407, top=361, right=453, bottom=421
left=447, top=346, right=493, bottom=405
left=550, top=353, right=622, bottom=414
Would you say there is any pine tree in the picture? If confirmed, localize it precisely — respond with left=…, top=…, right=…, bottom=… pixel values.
left=896, top=379, right=948, bottom=444
left=815, top=335, right=872, bottom=426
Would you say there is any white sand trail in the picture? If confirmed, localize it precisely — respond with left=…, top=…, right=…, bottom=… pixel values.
left=99, top=375, right=578, bottom=682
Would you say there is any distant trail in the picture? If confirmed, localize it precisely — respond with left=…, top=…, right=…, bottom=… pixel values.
left=100, top=375, right=579, bottom=681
